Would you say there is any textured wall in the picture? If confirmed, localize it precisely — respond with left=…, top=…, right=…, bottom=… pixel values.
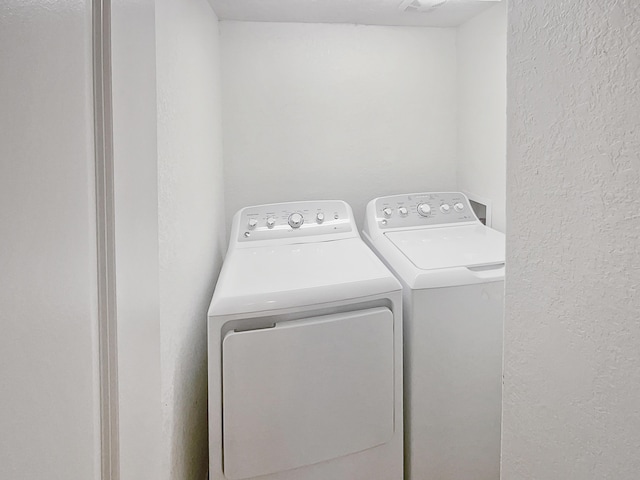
left=504, top=1, right=640, bottom=478
left=457, top=1, right=506, bottom=232
left=220, top=21, right=458, bottom=226
left=156, top=1, right=226, bottom=479
left=0, top=1, right=100, bottom=478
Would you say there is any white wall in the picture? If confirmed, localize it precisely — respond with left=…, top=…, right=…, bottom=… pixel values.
left=1, top=1, right=225, bottom=478
left=112, top=1, right=227, bottom=479
left=221, top=21, right=458, bottom=225
left=457, top=1, right=506, bottom=232
left=0, top=1, right=100, bottom=479
left=111, top=0, right=163, bottom=478
left=155, top=1, right=226, bottom=479
left=504, top=1, right=640, bottom=478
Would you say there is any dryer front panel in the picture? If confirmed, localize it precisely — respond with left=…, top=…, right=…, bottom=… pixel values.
left=221, top=307, right=395, bottom=480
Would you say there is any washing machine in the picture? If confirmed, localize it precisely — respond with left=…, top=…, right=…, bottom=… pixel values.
left=362, top=192, right=504, bottom=480
left=208, top=200, right=403, bottom=480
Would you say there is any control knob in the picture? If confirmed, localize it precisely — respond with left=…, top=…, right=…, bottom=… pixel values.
left=440, top=204, right=451, bottom=213
left=288, top=213, right=304, bottom=229
left=266, top=217, right=276, bottom=228
left=316, top=212, right=325, bottom=224
left=398, top=207, right=408, bottom=217
left=247, top=218, right=258, bottom=229
left=417, top=203, right=431, bottom=217
left=382, top=207, right=393, bottom=218
left=454, top=202, right=464, bottom=212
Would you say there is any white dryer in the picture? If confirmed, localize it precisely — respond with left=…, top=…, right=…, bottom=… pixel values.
left=208, top=200, right=403, bottom=480
left=362, top=192, right=504, bottom=480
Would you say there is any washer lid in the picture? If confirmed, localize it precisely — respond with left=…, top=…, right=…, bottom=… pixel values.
left=209, top=238, right=400, bottom=317
left=384, top=224, right=505, bottom=270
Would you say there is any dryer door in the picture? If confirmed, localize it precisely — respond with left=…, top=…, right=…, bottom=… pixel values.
left=221, top=307, right=395, bottom=480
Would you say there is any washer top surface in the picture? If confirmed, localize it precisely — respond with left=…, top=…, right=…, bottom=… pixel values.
left=209, top=200, right=400, bottom=317
left=385, top=224, right=505, bottom=270
left=362, top=192, right=505, bottom=289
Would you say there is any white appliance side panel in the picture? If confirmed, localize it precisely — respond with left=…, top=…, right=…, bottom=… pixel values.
left=222, top=307, right=395, bottom=480
left=407, top=282, right=503, bottom=480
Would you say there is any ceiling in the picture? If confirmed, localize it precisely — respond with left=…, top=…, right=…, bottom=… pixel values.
left=208, top=0, right=502, bottom=28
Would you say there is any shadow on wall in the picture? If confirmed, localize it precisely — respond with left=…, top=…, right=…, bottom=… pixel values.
left=169, top=329, right=209, bottom=480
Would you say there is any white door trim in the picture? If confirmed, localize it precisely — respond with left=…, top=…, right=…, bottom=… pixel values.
left=92, top=1, right=120, bottom=478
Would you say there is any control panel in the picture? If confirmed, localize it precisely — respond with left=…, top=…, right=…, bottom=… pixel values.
left=372, top=192, right=477, bottom=229
left=236, top=200, right=353, bottom=242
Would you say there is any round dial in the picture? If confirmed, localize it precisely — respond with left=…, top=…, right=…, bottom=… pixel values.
left=382, top=207, right=393, bottom=218
left=454, top=202, right=464, bottom=212
left=440, top=204, right=451, bottom=213
left=248, top=218, right=258, bottom=229
left=417, top=203, right=431, bottom=217
left=316, top=212, right=325, bottom=224
left=398, top=207, right=408, bottom=217
left=288, top=212, right=304, bottom=228
left=266, top=217, right=276, bottom=228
